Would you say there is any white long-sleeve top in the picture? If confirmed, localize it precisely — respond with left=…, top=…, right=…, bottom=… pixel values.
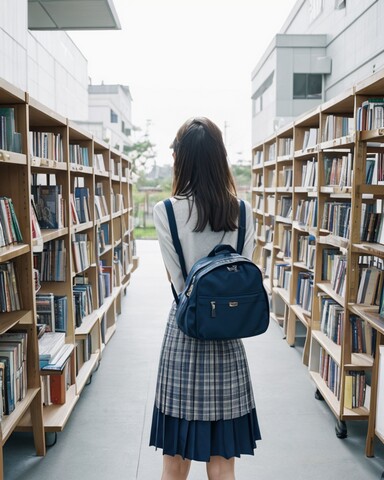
left=153, top=196, right=255, bottom=294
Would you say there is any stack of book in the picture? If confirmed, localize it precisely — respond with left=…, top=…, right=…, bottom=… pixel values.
left=0, top=196, right=23, bottom=247
left=29, top=131, right=64, bottom=162
left=36, top=293, right=68, bottom=333
left=0, top=262, right=21, bottom=312
left=0, top=107, right=22, bottom=153
left=0, top=331, right=28, bottom=417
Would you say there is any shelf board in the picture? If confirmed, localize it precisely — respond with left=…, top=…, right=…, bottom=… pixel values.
left=76, top=352, right=100, bottom=395
left=317, top=282, right=344, bottom=305
left=264, top=159, right=275, bottom=168
left=275, top=215, right=292, bottom=225
left=75, top=311, right=99, bottom=336
left=17, top=384, right=78, bottom=433
left=95, top=214, right=111, bottom=225
left=270, top=312, right=284, bottom=326
left=320, top=186, right=352, bottom=195
left=71, top=221, right=93, bottom=234
left=312, top=330, right=341, bottom=364
left=94, top=169, right=109, bottom=178
left=276, top=187, right=293, bottom=193
left=319, top=134, right=355, bottom=149
left=105, top=324, right=116, bottom=344
left=293, top=261, right=314, bottom=272
left=99, top=244, right=113, bottom=256
left=346, top=351, right=374, bottom=368
left=277, top=154, right=293, bottom=163
left=264, top=187, right=276, bottom=193
left=39, top=227, right=68, bottom=244
left=0, top=150, right=27, bottom=165
left=294, top=186, right=317, bottom=194
left=357, top=184, right=384, bottom=195
left=273, top=287, right=290, bottom=305
left=97, top=294, right=115, bottom=317
left=294, top=147, right=319, bottom=158
left=112, top=286, right=121, bottom=300
left=309, top=371, right=340, bottom=417
left=1, top=310, right=33, bottom=332
left=349, top=304, right=384, bottom=336
left=360, top=129, right=384, bottom=142
left=2, top=387, right=40, bottom=443
left=0, top=243, right=30, bottom=262
left=263, top=278, right=272, bottom=294
left=0, top=78, right=27, bottom=102
left=290, top=304, right=310, bottom=327
left=69, top=164, right=93, bottom=175
left=31, top=157, right=67, bottom=170
left=352, top=242, right=384, bottom=257
left=318, top=234, right=349, bottom=251
left=252, top=163, right=263, bottom=170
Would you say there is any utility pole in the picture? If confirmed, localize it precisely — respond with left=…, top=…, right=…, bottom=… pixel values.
left=223, top=120, right=229, bottom=146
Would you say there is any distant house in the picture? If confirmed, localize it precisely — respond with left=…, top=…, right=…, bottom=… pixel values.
left=75, top=83, right=134, bottom=153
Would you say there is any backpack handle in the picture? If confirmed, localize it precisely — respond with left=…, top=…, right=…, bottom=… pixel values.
left=208, top=244, right=237, bottom=256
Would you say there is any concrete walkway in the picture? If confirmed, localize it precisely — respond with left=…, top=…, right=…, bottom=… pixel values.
left=4, top=240, right=384, bottom=479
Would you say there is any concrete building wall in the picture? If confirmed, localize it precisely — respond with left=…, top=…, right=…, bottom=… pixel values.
left=251, top=0, right=384, bottom=144
left=0, top=0, right=88, bottom=120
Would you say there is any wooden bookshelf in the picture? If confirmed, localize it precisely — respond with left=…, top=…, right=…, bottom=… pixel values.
left=0, top=77, right=136, bottom=476
left=251, top=68, right=384, bottom=452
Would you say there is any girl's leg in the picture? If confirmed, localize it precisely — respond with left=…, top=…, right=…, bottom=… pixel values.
left=161, top=454, right=191, bottom=480
left=206, top=456, right=235, bottom=480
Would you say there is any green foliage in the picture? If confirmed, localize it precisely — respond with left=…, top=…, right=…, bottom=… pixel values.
left=231, top=164, right=251, bottom=188
left=134, top=226, right=157, bottom=239
left=124, top=139, right=155, bottom=173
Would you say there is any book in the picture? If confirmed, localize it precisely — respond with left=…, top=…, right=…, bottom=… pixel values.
left=74, top=187, right=91, bottom=223
left=0, top=107, right=20, bottom=152
left=36, top=293, right=55, bottom=332
left=31, top=184, right=64, bottom=229
left=38, top=332, right=66, bottom=367
left=49, top=371, right=66, bottom=404
left=41, top=343, right=73, bottom=372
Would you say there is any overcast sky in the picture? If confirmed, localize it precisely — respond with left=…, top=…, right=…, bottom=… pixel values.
left=70, top=0, right=298, bottom=166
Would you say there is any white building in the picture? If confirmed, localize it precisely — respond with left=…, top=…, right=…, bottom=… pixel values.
left=0, top=0, right=122, bottom=126
left=75, top=83, right=133, bottom=154
left=251, top=0, right=384, bottom=144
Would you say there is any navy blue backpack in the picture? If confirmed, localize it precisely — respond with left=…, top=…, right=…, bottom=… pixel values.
left=164, top=199, right=270, bottom=341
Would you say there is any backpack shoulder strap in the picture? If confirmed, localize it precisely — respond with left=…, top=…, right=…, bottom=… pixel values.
left=163, top=199, right=188, bottom=281
left=236, top=200, right=246, bottom=254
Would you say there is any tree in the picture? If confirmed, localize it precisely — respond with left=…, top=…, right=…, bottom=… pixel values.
left=124, top=138, right=156, bottom=173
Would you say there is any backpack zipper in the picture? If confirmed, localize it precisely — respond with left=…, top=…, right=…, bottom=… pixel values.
left=211, top=301, right=216, bottom=318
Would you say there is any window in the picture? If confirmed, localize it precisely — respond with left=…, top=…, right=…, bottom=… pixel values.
left=252, top=71, right=274, bottom=116
left=293, top=74, right=322, bottom=99
left=110, top=109, right=118, bottom=123
left=253, top=96, right=263, bottom=116
left=335, top=0, right=346, bottom=9
left=121, top=120, right=125, bottom=133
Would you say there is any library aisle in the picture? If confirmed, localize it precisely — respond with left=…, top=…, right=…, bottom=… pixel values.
left=4, top=240, right=384, bottom=480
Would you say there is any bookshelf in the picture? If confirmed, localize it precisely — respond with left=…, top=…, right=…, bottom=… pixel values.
left=251, top=70, right=384, bottom=451
left=0, top=77, right=136, bottom=475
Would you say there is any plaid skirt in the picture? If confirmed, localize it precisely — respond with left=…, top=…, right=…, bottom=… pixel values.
left=154, top=303, right=256, bottom=422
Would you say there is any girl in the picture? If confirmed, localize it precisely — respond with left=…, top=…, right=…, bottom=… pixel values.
left=150, top=117, right=261, bottom=480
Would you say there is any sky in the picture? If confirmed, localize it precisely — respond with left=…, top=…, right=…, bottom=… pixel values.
left=70, top=0, right=298, bottom=166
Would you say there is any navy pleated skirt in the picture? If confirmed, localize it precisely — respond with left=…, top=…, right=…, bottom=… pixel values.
left=150, top=304, right=261, bottom=462
left=150, top=406, right=261, bottom=462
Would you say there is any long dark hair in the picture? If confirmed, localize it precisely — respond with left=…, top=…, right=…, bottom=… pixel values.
left=171, top=117, right=239, bottom=232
